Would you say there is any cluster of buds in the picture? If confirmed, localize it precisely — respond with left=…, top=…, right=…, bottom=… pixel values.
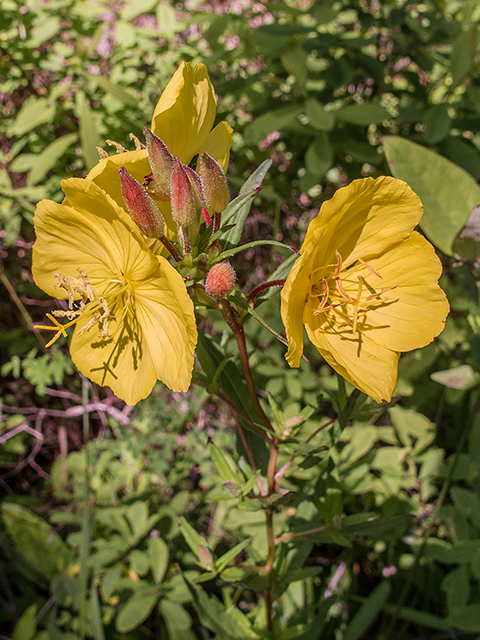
left=118, top=128, right=236, bottom=302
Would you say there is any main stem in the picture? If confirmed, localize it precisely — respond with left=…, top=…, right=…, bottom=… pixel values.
left=218, top=299, right=278, bottom=633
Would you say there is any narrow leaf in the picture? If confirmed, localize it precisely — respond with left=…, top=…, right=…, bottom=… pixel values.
left=343, top=581, right=391, bottom=640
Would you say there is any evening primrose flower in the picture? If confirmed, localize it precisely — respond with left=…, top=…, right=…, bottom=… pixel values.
left=32, top=178, right=197, bottom=405
left=85, top=62, right=233, bottom=238
left=281, top=176, right=449, bottom=403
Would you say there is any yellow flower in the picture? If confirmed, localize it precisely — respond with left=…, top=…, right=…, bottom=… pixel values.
left=85, top=62, right=233, bottom=238
left=281, top=176, right=449, bottom=403
left=32, top=178, right=197, bottom=405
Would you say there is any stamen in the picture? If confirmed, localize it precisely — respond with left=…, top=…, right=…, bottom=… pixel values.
left=352, top=277, right=363, bottom=334
left=129, top=133, right=144, bottom=150
left=358, top=258, right=382, bottom=279
left=97, top=147, right=109, bottom=160
left=106, top=139, right=126, bottom=153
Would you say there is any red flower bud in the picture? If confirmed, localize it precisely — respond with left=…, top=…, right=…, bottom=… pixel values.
left=144, top=128, right=174, bottom=196
left=205, top=262, right=236, bottom=301
left=170, top=158, right=197, bottom=227
left=119, top=167, right=165, bottom=238
left=198, top=152, right=229, bottom=213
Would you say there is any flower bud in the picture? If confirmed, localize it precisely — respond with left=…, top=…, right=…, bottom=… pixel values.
left=184, top=165, right=205, bottom=212
left=205, top=262, right=236, bottom=301
left=144, top=127, right=174, bottom=196
left=198, top=152, right=230, bottom=213
left=119, top=167, right=165, bottom=238
left=170, top=157, right=197, bottom=227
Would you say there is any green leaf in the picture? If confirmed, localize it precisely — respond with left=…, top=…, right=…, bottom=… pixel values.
left=383, top=136, right=480, bottom=255
left=12, top=604, right=37, bottom=640
left=451, top=27, right=477, bottom=86
left=90, top=582, right=106, bottom=640
left=447, top=605, right=480, bottom=632
left=29, top=15, right=60, bottom=48
left=156, top=3, right=176, bottom=39
left=430, top=364, right=479, bottom=390
left=215, top=538, right=251, bottom=573
left=209, top=442, right=237, bottom=482
left=120, top=0, right=158, bottom=20
left=196, top=332, right=259, bottom=425
left=214, top=239, right=292, bottom=263
left=27, top=133, right=78, bottom=186
left=423, top=104, right=451, bottom=144
left=244, top=105, right=303, bottom=144
left=127, top=501, right=148, bottom=537
left=9, top=96, right=55, bottom=137
left=383, top=604, right=448, bottom=630
left=159, top=599, right=191, bottom=630
left=76, top=90, right=101, bottom=170
left=306, top=99, right=335, bottom=131
left=91, top=75, right=139, bottom=108
left=220, top=159, right=272, bottom=247
left=343, top=581, right=391, bottom=640
left=335, top=103, right=389, bottom=126
left=130, top=549, right=149, bottom=576
left=305, top=132, right=333, bottom=179
left=2, top=503, right=73, bottom=578
left=187, top=584, right=251, bottom=638
left=116, top=592, right=158, bottom=633
left=148, top=537, right=169, bottom=584
left=177, top=516, right=207, bottom=557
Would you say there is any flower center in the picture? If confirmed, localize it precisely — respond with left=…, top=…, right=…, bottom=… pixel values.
left=35, top=268, right=129, bottom=348
left=310, top=251, right=396, bottom=336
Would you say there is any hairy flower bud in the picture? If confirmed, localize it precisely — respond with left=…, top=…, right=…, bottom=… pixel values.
left=119, top=167, right=165, bottom=238
left=144, top=127, right=174, bottom=196
left=184, top=165, right=205, bottom=212
left=170, top=158, right=197, bottom=227
left=205, top=262, right=236, bottom=301
left=198, top=152, right=230, bottom=213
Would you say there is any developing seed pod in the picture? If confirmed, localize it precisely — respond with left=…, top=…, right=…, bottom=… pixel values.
left=119, top=167, right=165, bottom=238
left=198, top=152, right=229, bottom=213
left=170, top=158, right=197, bottom=227
left=205, top=262, right=237, bottom=301
left=144, top=128, right=174, bottom=196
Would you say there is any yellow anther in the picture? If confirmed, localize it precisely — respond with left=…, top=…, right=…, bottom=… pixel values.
left=106, top=139, right=126, bottom=153
left=129, top=133, right=143, bottom=150
left=96, top=146, right=109, bottom=160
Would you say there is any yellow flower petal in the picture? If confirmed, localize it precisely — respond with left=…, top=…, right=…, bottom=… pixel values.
left=32, top=178, right=197, bottom=404
left=302, top=176, right=424, bottom=268
left=70, top=293, right=157, bottom=406
left=151, top=62, right=216, bottom=164
left=305, top=320, right=400, bottom=403
left=70, top=258, right=197, bottom=403
left=281, top=176, right=449, bottom=403
left=134, top=257, right=197, bottom=392
left=201, top=121, right=234, bottom=173
left=33, top=178, right=156, bottom=297
left=85, top=149, right=150, bottom=212
left=343, top=232, right=449, bottom=352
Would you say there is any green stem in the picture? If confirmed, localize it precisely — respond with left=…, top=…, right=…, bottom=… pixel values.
left=79, top=377, right=91, bottom=640
left=218, top=298, right=278, bottom=632
left=218, top=299, right=273, bottom=434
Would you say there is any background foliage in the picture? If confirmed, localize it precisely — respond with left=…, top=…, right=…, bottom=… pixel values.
left=2, top=0, right=480, bottom=638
